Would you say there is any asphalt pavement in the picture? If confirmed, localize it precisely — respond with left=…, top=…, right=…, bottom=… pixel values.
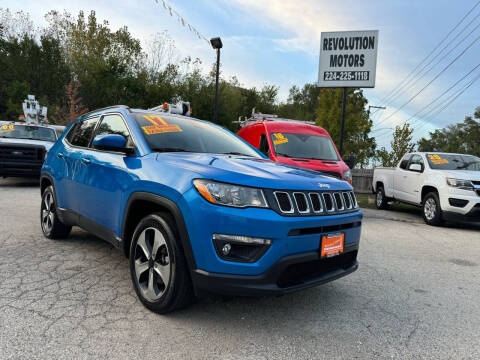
left=0, top=178, right=479, bottom=359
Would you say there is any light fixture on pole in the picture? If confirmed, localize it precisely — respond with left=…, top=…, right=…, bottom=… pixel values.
left=210, top=37, right=223, bottom=123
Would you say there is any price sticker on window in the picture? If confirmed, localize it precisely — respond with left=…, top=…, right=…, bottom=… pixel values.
left=273, top=133, right=288, bottom=146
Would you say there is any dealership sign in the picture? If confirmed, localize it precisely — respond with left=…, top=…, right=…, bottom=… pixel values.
left=318, top=30, right=379, bottom=88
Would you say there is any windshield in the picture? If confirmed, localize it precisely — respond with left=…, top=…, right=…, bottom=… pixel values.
left=133, top=113, right=262, bottom=157
left=0, top=124, right=57, bottom=142
left=426, top=153, right=480, bottom=171
left=270, top=132, right=339, bottom=161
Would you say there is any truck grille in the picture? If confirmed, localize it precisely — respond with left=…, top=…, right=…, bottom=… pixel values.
left=269, top=190, right=359, bottom=216
left=0, top=145, right=44, bottom=161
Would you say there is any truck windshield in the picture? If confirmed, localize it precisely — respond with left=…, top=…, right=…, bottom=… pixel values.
left=133, top=113, right=262, bottom=157
left=270, top=132, right=339, bottom=161
left=426, top=154, right=480, bottom=171
left=0, top=124, right=56, bottom=142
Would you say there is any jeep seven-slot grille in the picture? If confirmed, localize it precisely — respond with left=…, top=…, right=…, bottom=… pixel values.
left=269, top=190, right=359, bottom=216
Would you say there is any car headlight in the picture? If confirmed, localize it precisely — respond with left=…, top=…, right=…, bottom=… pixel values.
left=446, top=178, right=474, bottom=191
left=343, top=169, right=352, bottom=181
left=193, top=179, right=268, bottom=208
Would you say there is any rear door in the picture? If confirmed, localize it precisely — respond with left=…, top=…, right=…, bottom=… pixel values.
left=61, top=117, right=100, bottom=213
left=80, top=113, right=137, bottom=234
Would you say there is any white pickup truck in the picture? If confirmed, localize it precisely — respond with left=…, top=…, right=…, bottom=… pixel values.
left=372, top=152, right=480, bottom=225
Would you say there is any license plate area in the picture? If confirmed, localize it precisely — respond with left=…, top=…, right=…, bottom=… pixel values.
left=321, top=233, right=345, bottom=258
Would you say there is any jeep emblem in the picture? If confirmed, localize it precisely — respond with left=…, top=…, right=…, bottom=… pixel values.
left=318, top=183, right=330, bottom=189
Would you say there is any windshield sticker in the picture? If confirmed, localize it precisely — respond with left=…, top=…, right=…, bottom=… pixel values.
left=141, top=115, right=182, bottom=135
left=0, top=124, right=14, bottom=133
left=273, top=133, right=288, bottom=146
left=428, top=154, right=449, bottom=165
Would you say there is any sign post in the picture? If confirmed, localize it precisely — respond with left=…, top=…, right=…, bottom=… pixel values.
left=317, top=30, right=379, bottom=156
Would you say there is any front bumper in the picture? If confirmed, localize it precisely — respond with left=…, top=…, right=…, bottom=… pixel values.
left=192, top=246, right=358, bottom=296
left=179, top=188, right=362, bottom=295
left=440, top=187, right=480, bottom=219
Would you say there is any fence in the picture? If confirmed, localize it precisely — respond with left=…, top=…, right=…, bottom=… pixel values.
left=352, top=169, right=374, bottom=193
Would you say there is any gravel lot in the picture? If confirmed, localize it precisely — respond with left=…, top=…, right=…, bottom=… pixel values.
left=0, top=178, right=479, bottom=359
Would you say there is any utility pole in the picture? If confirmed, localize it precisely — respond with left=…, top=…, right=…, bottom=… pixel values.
left=339, top=88, right=347, bottom=157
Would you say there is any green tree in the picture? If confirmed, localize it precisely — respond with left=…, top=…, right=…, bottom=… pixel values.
left=376, top=123, right=416, bottom=167
left=277, top=83, right=320, bottom=122
left=315, top=88, right=376, bottom=167
left=418, top=107, right=480, bottom=156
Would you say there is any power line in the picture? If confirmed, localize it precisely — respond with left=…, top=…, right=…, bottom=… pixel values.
left=405, top=61, right=480, bottom=125
left=376, top=33, right=480, bottom=125
left=414, top=72, right=480, bottom=134
left=379, top=13, right=480, bottom=111
left=376, top=0, right=480, bottom=106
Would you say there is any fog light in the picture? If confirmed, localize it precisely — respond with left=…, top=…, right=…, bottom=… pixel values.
left=212, top=234, right=272, bottom=263
left=222, top=243, right=232, bottom=256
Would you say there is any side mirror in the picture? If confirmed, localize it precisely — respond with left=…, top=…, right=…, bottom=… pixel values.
left=409, top=163, right=422, bottom=172
left=92, top=134, right=133, bottom=154
left=344, top=155, right=355, bottom=169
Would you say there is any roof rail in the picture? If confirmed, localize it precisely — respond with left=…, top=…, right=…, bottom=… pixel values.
left=82, top=105, right=130, bottom=118
left=234, top=108, right=315, bottom=128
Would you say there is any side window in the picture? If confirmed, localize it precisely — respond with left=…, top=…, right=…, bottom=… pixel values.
left=94, top=114, right=132, bottom=146
left=65, top=123, right=79, bottom=143
left=259, top=134, right=269, bottom=156
left=68, top=117, right=99, bottom=147
left=399, top=154, right=411, bottom=170
left=409, top=154, right=424, bottom=171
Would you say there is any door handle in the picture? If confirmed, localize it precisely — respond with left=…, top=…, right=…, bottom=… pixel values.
left=81, top=158, right=91, bottom=165
left=57, top=153, right=64, bottom=159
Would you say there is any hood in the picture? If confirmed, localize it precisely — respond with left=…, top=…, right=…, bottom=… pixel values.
left=156, top=153, right=352, bottom=191
left=0, top=138, right=54, bottom=150
left=443, top=170, right=480, bottom=181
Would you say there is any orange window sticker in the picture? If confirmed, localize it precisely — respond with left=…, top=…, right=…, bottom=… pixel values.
left=141, top=115, right=182, bottom=135
left=0, top=124, right=14, bottom=133
left=273, top=132, right=288, bottom=146
left=428, top=154, right=448, bottom=165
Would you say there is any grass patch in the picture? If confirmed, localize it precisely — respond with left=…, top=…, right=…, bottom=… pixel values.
left=355, top=193, right=422, bottom=214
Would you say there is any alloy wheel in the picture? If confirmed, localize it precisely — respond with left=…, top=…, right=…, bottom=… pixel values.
left=134, top=227, right=171, bottom=301
left=376, top=190, right=383, bottom=207
left=41, top=192, right=55, bottom=233
left=424, top=198, right=437, bottom=220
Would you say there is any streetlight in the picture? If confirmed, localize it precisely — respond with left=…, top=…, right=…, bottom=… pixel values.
left=210, top=37, right=223, bottom=124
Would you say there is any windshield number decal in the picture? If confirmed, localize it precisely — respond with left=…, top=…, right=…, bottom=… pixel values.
left=0, top=124, right=14, bottom=133
left=141, top=115, right=182, bottom=135
left=428, top=154, right=449, bottom=165
left=273, top=133, right=288, bottom=146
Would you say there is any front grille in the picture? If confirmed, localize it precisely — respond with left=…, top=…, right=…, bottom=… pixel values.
left=277, top=251, right=357, bottom=288
left=323, top=193, right=334, bottom=212
left=0, top=145, right=44, bottom=162
left=293, top=192, right=309, bottom=213
left=274, top=191, right=293, bottom=213
left=321, top=171, right=342, bottom=179
left=270, top=190, right=359, bottom=216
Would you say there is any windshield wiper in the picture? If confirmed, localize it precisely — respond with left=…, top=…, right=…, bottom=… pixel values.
left=151, top=147, right=193, bottom=153
left=221, top=151, right=253, bottom=157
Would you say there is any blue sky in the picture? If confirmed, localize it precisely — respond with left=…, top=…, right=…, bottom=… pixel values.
left=3, top=0, right=480, bottom=148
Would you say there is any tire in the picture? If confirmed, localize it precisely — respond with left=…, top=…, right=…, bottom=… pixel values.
left=423, top=192, right=444, bottom=226
left=375, top=186, right=390, bottom=210
left=129, top=213, right=194, bottom=313
left=40, top=186, right=72, bottom=239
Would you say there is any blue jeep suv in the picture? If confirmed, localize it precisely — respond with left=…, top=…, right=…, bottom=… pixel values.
left=40, top=106, right=362, bottom=313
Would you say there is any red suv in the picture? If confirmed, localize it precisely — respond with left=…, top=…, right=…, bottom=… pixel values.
left=237, top=119, right=352, bottom=184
